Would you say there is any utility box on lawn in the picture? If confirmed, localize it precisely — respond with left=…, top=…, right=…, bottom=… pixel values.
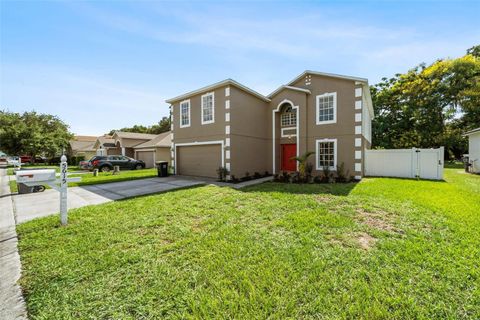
left=156, top=161, right=169, bottom=177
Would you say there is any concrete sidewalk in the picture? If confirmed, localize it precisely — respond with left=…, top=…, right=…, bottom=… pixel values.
left=0, top=168, right=27, bottom=319
left=11, top=176, right=204, bottom=224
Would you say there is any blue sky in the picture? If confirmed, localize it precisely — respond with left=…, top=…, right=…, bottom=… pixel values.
left=1, top=1, right=479, bottom=135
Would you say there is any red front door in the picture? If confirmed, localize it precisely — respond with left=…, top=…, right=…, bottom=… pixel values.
left=281, top=144, right=297, bottom=171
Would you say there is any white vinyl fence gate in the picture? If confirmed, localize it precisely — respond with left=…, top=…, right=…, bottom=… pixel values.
left=365, top=147, right=444, bottom=180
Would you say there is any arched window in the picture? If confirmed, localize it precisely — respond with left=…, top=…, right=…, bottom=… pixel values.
left=281, top=105, right=296, bottom=127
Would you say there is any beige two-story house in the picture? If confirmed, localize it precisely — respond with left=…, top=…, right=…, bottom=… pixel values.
left=166, top=70, right=374, bottom=180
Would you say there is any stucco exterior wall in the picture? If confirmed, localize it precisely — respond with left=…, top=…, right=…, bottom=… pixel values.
left=171, top=85, right=228, bottom=144
left=229, top=86, right=270, bottom=178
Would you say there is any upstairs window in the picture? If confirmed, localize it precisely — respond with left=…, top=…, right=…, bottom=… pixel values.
left=316, top=139, right=337, bottom=170
left=201, top=92, right=214, bottom=124
left=281, top=106, right=297, bottom=127
left=180, top=100, right=190, bottom=128
left=316, top=92, right=337, bottom=124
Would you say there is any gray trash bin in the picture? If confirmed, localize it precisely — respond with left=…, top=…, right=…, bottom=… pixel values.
left=156, top=161, right=169, bottom=177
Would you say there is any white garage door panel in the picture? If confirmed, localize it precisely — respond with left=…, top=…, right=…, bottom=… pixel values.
left=177, top=145, right=222, bottom=178
left=136, top=151, right=155, bottom=168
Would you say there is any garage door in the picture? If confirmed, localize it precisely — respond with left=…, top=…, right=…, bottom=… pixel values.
left=136, top=151, right=155, bottom=168
left=177, top=144, right=222, bottom=178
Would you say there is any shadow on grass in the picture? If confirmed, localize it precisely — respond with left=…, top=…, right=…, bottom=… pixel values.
left=240, top=181, right=358, bottom=196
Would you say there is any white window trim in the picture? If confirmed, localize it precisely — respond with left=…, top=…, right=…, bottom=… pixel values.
left=315, top=138, right=337, bottom=171
left=201, top=92, right=215, bottom=125
left=316, top=92, right=337, bottom=125
left=179, top=99, right=191, bottom=128
left=272, top=99, right=299, bottom=173
left=281, top=127, right=297, bottom=138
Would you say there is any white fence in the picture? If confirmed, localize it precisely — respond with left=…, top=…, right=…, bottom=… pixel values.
left=365, top=147, right=444, bottom=180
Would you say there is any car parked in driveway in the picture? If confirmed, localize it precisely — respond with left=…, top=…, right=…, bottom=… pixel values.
left=88, top=155, right=145, bottom=172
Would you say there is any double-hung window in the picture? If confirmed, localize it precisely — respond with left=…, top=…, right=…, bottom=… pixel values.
left=201, top=92, right=214, bottom=124
left=316, top=139, right=337, bottom=170
left=281, top=106, right=296, bottom=127
left=180, top=100, right=190, bottom=128
left=316, top=92, right=336, bottom=124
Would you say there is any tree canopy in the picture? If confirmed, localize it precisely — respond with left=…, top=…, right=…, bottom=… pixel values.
left=371, top=46, right=480, bottom=159
left=0, top=110, right=73, bottom=158
left=108, top=116, right=171, bottom=136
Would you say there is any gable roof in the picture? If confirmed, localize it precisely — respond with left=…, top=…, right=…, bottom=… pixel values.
left=70, top=136, right=98, bottom=152
left=287, top=70, right=368, bottom=86
left=464, top=127, right=480, bottom=136
left=113, top=131, right=159, bottom=140
left=134, top=131, right=172, bottom=149
left=94, top=135, right=115, bottom=149
left=268, top=85, right=311, bottom=98
left=165, top=79, right=271, bottom=104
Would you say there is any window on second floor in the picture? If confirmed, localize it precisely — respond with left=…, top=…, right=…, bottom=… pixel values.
left=180, top=100, right=190, bottom=128
left=316, top=92, right=337, bottom=125
left=201, top=92, right=214, bottom=124
left=281, top=106, right=297, bottom=127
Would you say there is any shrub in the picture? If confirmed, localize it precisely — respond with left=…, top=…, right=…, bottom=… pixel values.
left=322, top=166, right=331, bottom=183
left=216, top=166, right=229, bottom=182
left=254, top=172, right=261, bottom=179
left=305, top=162, right=313, bottom=183
left=336, top=162, right=347, bottom=182
left=264, top=171, right=270, bottom=177
left=313, top=175, right=322, bottom=183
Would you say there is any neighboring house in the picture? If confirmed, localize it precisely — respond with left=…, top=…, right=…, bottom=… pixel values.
left=68, top=136, right=97, bottom=160
left=464, top=127, right=480, bottom=173
left=111, top=131, right=158, bottom=158
left=93, top=135, right=117, bottom=156
left=166, top=70, right=374, bottom=179
left=133, top=131, right=172, bottom=168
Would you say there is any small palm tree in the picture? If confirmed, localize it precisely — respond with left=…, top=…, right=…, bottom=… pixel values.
left=291, top=151, right=315, bottom=182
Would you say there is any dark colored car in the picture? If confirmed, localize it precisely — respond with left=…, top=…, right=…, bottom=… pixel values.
left=88, top=155, right=145, bottom=172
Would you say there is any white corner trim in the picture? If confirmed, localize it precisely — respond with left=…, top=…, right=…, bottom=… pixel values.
left=272, top=100, right=299, bottom=173
left=225, top=86, right=230, bottom=97
left=173, top=140, right=225, bottom=174
left=355, top=100, right=362, bottom=110
left=225, top=112, right=230, bottom=122
left=315, top=138, right=337, bottom=171
left=225, top=125, right=230, bottom=135
left=316, top=92, right=337, bottom=125
left=355, top=163, right=362, bottom=172
left=355, top=87, right=363, bottom=98
left=179, top=99, right=191, bottom=128
left=355, top=150, right=362, bottom=160
left=355, top=138, right=362, bottom=147
left=225, top=150, right=230, bottom=159
left=355, top=113, right=362, bottom=122
left=355, top=125, right=362, bottom=135
left=281, top=127, right=297, bottom=138
left=225, top=138, right=230, bottom=147
left=201, top=92, right=215, bottom=125
left=225, top=162, right=231, bottom=170
left=225, top=100, right=230, bottom=109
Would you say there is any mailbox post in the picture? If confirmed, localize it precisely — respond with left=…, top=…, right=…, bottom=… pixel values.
left=15, top=155, right=80, bottom=226
left=60, top=155, right=68, bottom=225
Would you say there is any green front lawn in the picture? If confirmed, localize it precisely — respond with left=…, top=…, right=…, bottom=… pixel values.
left=9, top=168, right=158, bottom=193
left=7, top=165, right=81, bottom=175
left=17, top=168, right=480, bottom=319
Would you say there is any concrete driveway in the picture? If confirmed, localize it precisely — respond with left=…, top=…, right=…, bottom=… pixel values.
left=12, top=177, right=204, bottom=224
